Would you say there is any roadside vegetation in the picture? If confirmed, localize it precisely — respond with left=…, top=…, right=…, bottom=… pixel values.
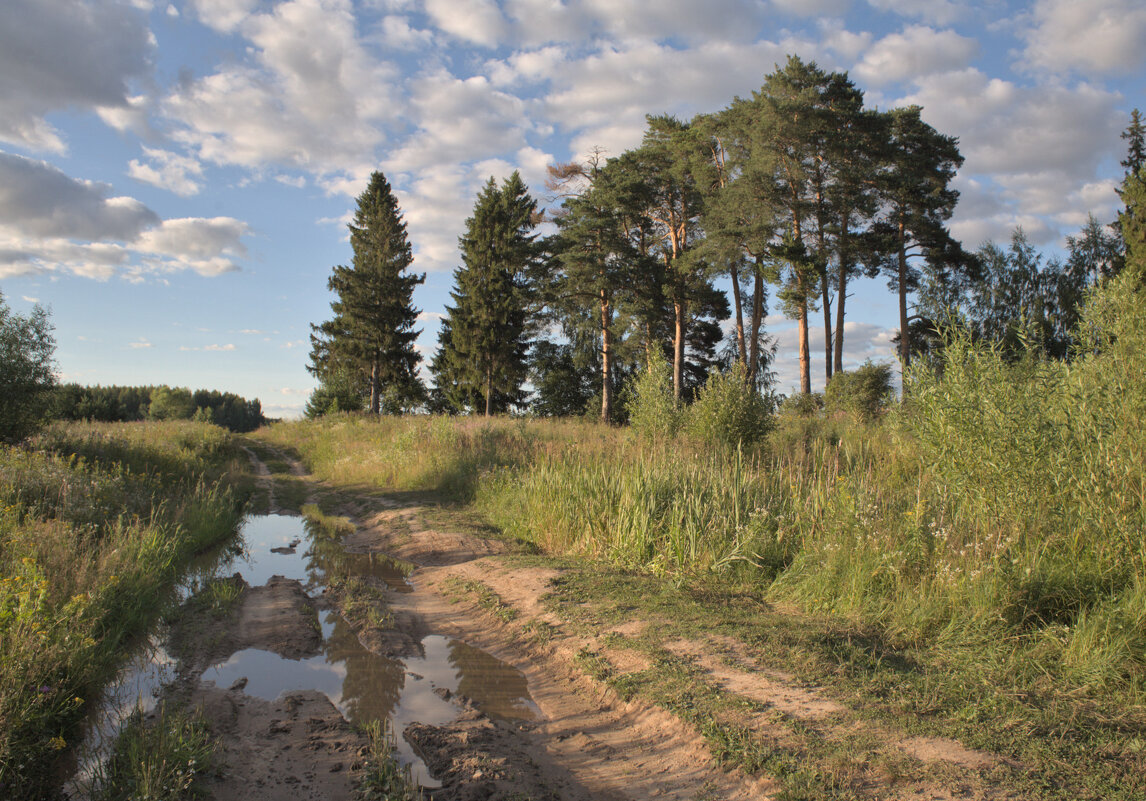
left=0, top=421, right=249, bottom=799
left=260, top=271, right=1146, bottom=799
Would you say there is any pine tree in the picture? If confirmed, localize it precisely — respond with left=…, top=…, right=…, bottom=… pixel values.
left=545, top=151, right=653, bottom=422
left=1121, top=169, right=1146, bottom=283
left=308, top=171, right=425, bottom=414
left=431, top=173, right=537, bottom=415
left=1121, top=108, right=1145, bottom=178
left=870, top=106, right=966, bottom=368
left=628, top=115, right=726, bottom=401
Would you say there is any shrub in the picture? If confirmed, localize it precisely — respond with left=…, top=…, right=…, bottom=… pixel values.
left=824, top=361, right=895, bottom=421
left=0, top=293, right=56, bottom=444
left=684, top=363, right=773, bottom=447
left=305, top=370, right=366, bottom=417
left=778, top=391, right=823, bottom=417
left=626, top=347, right=681, bottom=440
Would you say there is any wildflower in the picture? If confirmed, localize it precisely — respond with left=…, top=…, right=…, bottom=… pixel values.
left=49, top=736, right=66, bottom=750
left=38, top=685, right=52, bottom=693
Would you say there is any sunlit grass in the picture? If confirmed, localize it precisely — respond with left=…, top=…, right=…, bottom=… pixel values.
left=0, top=421, right=247, bottom=799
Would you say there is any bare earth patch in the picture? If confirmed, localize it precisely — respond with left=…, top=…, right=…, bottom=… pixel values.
left=664, top=637, right=845, bottom=721
left=170, top=574, right=365, bottom=800
left=192, top=687, right=367, bottom=801
left=221, top=443, right=1015, bottom=801
left=897, top=736, right=998, bottom=770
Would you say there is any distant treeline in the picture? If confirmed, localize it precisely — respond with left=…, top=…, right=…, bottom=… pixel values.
left=53, top=384, right=265, bottom=433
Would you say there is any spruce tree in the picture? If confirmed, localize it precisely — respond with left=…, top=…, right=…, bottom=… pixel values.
left=431, top=173, right=537, bottom=415
left=1121, top=108, right=1145, bottom=178
left=308, top=171, right=425, bottom=414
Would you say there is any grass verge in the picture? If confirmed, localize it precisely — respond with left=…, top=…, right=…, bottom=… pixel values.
left=0, top=421, right=248, bottom=799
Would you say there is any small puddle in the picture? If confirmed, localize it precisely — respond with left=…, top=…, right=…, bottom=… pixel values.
left=77, top=512, right=538, bottom=792
left=236, top=513, right=414, bottom=594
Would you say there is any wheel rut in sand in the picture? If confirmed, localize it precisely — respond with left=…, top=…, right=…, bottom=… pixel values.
left=181, top=443, right=1012, bottom=801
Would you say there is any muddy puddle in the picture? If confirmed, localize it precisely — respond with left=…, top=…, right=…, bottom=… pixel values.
left=73, top=513, right=539, bottom=793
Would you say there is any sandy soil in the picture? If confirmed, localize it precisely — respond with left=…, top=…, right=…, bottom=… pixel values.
left=168, top=445, right=1012, bottom=801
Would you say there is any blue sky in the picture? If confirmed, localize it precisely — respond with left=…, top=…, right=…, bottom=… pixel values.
left=1, top=0, right=1143, bottom=417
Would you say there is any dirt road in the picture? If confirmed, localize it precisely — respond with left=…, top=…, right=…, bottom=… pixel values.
left=170, top=445, right=1010, bottom=801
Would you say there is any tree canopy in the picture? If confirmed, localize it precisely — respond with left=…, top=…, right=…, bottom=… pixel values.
left=309, top=171, right=425, bottom=415
left=431, top=173, right=538, bottom=415
left=0, top=292, right=56, bottom=443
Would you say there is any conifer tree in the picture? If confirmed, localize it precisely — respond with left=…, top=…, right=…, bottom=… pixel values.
left=870, top=106, right=965, bottom=368
left=431, top=173, right=537, bottom=415
left=545, top=151, right=653, bottom=422
left=308, top=171, right=425, bottom=414
left=750, top=56, right=840, bottom=394
left=630, top=115, right=725, bottom=401
left=1121, top=108, right=1145, bottom=178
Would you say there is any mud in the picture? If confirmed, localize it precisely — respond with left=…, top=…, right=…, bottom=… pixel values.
left=146, top=444, right=1012, bottom=801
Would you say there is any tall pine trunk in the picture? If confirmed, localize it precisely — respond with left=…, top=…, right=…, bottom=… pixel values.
left=731, top=262, right=747, bottom=368
left=748, top=261, right=764, bottom=387
left=600, top=289, right=613, bottom=423
left=821, top=272, right=832, bottom=385
left=897, top=219, right=911, bottom=368
left=798, top=305, right=811, bottom=395
left=673, top=300, right=686, bottom=402
left=834, top=216, right=850, bottom=374
left=484, top=362, right=493, bottom=417
left=815, top=178, right=832, bottom=384
left=370, top=358, right=380, bottom=414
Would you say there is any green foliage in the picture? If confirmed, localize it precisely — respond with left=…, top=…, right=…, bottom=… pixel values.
left=310, top=171, right=426, bottom=414
left=92, top=704, right=216, bottom=801
left=431, top=173, right=537, bottom=415
left=148, top=386, right=195, bottom=421
left=778, top=391, right=824, bottom=417
left=527, top=340, right=595, bottom=418
left=626, top=347, right=681, bottom=440
left=1120, top=168, right=1146, bottom=283
left=824, top=361, right=894, bottom=421
left=0, top=293, right=56, bottom=444
left=305, top=369, right=366, bottom=418
left=0, top=422, right=245, bottom=798
left=683, top=362, right=773, bottom=447
left=53, top=384, right=264, bottom=432
left=357, top=719, right=419, bottom=801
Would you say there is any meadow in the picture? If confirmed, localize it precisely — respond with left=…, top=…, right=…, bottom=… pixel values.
left=0, top=421, right=249, bottom=799
left=258, top=274, right=1146, bottom=796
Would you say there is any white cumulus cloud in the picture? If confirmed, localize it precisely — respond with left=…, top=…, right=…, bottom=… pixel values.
left=854, top=25, right=978, bottom=86
left=1020, top=0, right=1146, bottom=76
left=166, top=0, right=398, bottom=181
left=128, top=147, right=205, bottom=196
left=0, top=0, right=153, bottom=152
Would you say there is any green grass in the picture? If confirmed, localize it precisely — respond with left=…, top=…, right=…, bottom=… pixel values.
left=90, top=703, right=217, bottom=801
left=254, top=275, right=1146, bottom=800
left=443, top=577, right=517, bottom=623
left=0, top=421, right=248, bottom=799
left=535, top=563, right=1144, bottom=800
left=356, top=719, right=420, bottom=801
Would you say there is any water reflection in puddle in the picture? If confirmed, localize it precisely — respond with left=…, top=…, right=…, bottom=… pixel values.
left=234, top=513, right=414, bottom=594
left=210, top=513, right=537, bottom=787
left=76, top=513, right=537, bottom=792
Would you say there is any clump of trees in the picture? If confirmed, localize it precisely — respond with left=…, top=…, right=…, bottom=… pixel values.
left=0, top=292, right=56, bottom=444
left=307, top=58, right=1143, bottom=429
left=53, top=384, right=265, bottom=432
